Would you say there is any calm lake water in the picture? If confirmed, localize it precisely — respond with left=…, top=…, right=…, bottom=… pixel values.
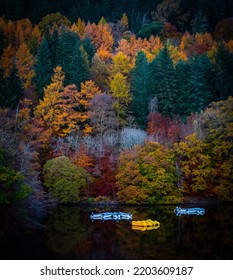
left=1, top=204, right=233, bottom=260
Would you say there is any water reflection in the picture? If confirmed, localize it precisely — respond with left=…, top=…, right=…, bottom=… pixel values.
left=45, top=207, right=89, bottom=255
left=44, top=205, right=233, bottom=259
left=1, top=205, right=233, bottom=259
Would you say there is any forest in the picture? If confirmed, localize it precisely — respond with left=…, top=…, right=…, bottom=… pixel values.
left=0, top=0, right=233, bottom=227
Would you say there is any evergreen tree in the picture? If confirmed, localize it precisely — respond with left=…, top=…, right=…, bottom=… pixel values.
left=187, top=55, right=213, bottom=113
left=148, top=45, right=176, bottom=117
left=34, top=38, right=53, bottom=99
left=175, top=55, right=215, bottom=117
left=3, top=64, right=23, bottom=109
left=131, top=51, right=149, bottom=128
left=82, top=37, right=95, bottom=65
left=191, top=10, right=209, bottom=34
left=57, top=29, right=90, bottom=89
left=45, top=28, right=59, bottom=68
left=215, top=44, right=233, bottom=100
left=174, top=61, right=191, bottom=117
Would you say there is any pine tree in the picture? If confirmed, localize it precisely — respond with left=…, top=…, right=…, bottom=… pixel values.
left=191, top=10, right=209, bottom=34
left=174, top=61, right=191, bottom=117
left=57, top=29, right=90, bottom=89
left=45, top=28, right=59, bottom=68
left=175, top=55, right=214, bottom=117
left=148, top=45, right=176, bottom=117
left=82, top=37, right=95, bottom=65
left=215, top=44, right=233, bottom=100
left=4, top=63, right=23, bottom=109
left=34, top=38, right=53, bottom=99
left=187, top=55, right=213, bottom=113
left=131, top=51, right=149, bottom=128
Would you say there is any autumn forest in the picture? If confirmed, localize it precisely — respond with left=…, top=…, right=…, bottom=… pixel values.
left=0, top=0, right=233, bottom=227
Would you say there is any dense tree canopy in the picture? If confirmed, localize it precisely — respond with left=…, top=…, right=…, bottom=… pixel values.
left=0, top=0, right=233, bottom=212
left=43, top=156, right=90, bottom=203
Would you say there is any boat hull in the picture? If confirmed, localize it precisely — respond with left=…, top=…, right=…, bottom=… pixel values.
left=174, top=207, right=205, bottom=216
left=132, top=220, right=160, bottom=229
left=90, top=212, right=132, bottom=221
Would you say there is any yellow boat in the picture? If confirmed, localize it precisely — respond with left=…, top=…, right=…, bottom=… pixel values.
left=132, top=225, right=160, bottom=231
left=132, top=219, right=160, bottom=231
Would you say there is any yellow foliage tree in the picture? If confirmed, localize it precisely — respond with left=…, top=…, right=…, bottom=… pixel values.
left=174, top=133, right=214, bottom=196
left=117, top=141, right=182, bottom=204
left=120, top=13, right=129, bottom=30
left=71, top=18, right=86, bottom=39
left=111, top=52, right=132, bottom=75
left=168, top=42, right=187, bottom=65
left=201, top=97, right=233, bottom=201
left=110, top=72, right=131, bottom=126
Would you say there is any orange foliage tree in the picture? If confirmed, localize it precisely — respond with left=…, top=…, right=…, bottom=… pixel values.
left=15, top=43, right=35, bottom=88
left=116, top=35, right=163, bottom=62
left=76, top=80, right=102, bottom=135
left=85, top=20, right=114, bottom=60
left=15, top=19, right=33, bottom=48
left=35, top=66, right=79, bottom=137
left=0, top=44, right=15, bottom=77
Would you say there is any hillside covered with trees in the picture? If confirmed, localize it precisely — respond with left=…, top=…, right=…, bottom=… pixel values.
left=0, top=0, right=233, bottom=227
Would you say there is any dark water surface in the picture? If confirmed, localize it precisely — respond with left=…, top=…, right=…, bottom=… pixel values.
left=1, top=204, right=233, bottom=260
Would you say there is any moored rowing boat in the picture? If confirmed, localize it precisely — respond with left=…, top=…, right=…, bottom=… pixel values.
left=90, top=211, right=132, bottom=221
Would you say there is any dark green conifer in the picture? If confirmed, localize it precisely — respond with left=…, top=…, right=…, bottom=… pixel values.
left=57, top=29, right=90, bottom=89
left=174, top=61, right=191, bottom=117
left=187, top=55, right=213, bottom=113
left=148, top=45, right=176, bottom=117
left=3, top=64, right=23, bottom=109
left=131, top=51, right=149, bottom=128
left=82, top=37, right=95, bottom=65
left=215, top=44, right=233, bottom=100
left=34, top=38, right=53, bottom=99
left=45, top=28, right=59, bottom=68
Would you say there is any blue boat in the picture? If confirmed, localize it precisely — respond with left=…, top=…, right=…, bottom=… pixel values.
left=90, top=212, right=132, bottom=221
left=174, top=207, right=205, bottom=216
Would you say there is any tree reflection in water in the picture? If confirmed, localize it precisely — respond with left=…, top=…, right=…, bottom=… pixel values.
left=44, top=205, right=233, bottom=259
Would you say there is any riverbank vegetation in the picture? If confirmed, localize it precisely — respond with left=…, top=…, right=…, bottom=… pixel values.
left=0, top=0, right=233, bottom=227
